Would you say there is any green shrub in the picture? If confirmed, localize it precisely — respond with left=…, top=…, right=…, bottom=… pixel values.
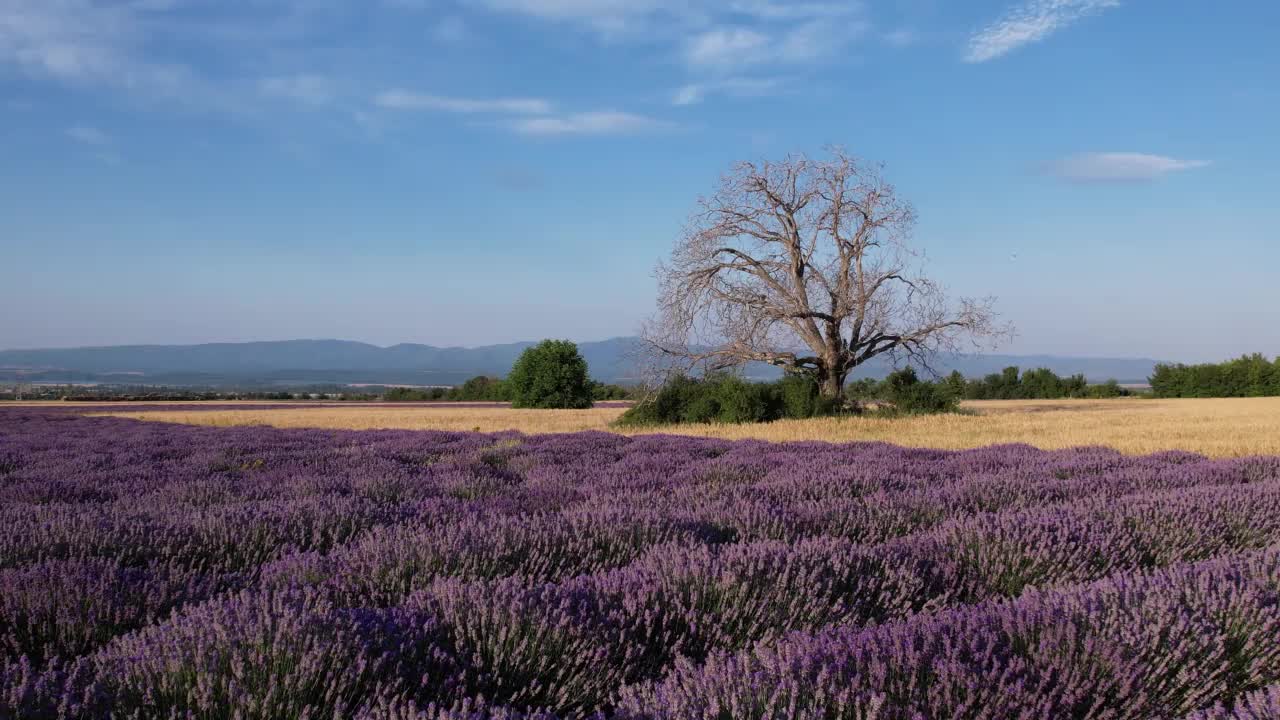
left=450, top=376, right=510, bottom=402
left=778, top=374, right=823, bottom=419
left=715, top=376, right=783, bottom=423
left=682, top=390, right=721, bottom=423
left=618, top=373, right=844, bottom=427
left=618, top=374, right=755, bottom=427
left=845, top=378, right=878, bottom=403
left=590, top=382, right=634, bottom=401
left=879, top=367, right=959, bottom=415
left=1085, top=379, right=1126, bottom=398
left=384, top=387, right=449, bottom=401
left=507, top=340, right=594, bottom=409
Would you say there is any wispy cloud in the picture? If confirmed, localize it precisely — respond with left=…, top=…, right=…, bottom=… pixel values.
left=0, top=0, right=191, bottom=90
left=472, top=0, right=866, bottom=72
left=683, top=18, right=866, bottom=71
left=728, top=1, right=859, bottom=22
left=372, top=90, right=667, bottom=138
left=375, top=90, right=553, bottom=115
left=470, top=0, right=699, bottom=34
left=473, top=0, right=861, bottom=34
left=684, top=27, right=768, bottom=68
left=2, top=0, right=847, bottom=139
left=966, top=0, right=1119, bottom=63
left=66, top=124, right=120, bottom=162
left=510, top=111, right=667, bottom=136
left=672, top=76, right=781, bottom=105
left=260, top=74, right=335, bottom=106
left=1046, top=152, right=1210, bottom=182
left=66, top=125, right=109, bottom=145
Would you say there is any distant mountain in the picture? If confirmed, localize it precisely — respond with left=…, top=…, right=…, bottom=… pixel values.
left=0, top=338, right=1162, bottom=387
left=0, top=338, right=643, bottom=387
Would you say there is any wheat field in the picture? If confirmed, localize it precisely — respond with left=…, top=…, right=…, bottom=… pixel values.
left=90, top=396, right=1280, bottom=458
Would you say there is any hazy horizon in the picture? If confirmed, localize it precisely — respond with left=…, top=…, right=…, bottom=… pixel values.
left=0, top=335, right=1176, bottom=364
left=4, top=1, right=1278, bottom=364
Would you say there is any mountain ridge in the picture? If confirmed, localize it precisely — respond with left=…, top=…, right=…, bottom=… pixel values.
left=0, top=338, right=1164, bottom=386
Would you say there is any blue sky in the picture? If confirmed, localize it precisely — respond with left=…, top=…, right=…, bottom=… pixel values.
left=2, top=0, right=1277, bottom=361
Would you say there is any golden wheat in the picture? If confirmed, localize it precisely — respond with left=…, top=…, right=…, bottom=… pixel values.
left=87, top=396, right=1280, bottom=458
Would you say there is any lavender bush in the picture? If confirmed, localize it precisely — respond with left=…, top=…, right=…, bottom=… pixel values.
left=2, top=408, right=1280, bottom=719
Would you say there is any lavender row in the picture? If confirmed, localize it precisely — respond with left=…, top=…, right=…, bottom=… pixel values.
left=4, top=412, right=1275, bottom=577
left=616, top=544, right=1280, bottom=720
left=4, top=413, right=1275, bottom=514
left=274, top=475, right=1280, bottom=621
left=372, top=479, right=1280, bottom=713
left=102, top=478, right=1278, bottom=717
left=1187, top=684, right=1280, bottom=720
left=10, top=541, right=1278, bottom=720
left=5, top=410, right=1280, bottom=718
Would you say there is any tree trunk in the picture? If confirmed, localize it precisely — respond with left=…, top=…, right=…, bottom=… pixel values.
left=819, top=363, right=846, bottom=401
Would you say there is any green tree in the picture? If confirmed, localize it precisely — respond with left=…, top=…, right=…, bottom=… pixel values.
left=1149, top=354, right=1280, bottom=398
left=450, top=376, right=509, bottom=402
left=507, top=340, right=594, bottom=409
left=880, top=367, right=959, bottom=414
left=942, top=371, right=969, bottom=402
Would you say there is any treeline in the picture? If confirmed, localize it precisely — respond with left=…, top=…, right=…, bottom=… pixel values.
left=384, top=377, right=636, bottom=403
left=935, top=366, right=1131, bottom=401
left=1150, top=354, right=1280, bottom=398
left=621, top=365, right=1133, bottom=427
left=617, top=374, right=842, bottom=426
left=383, top=377, right=505, bottom=402
left=856, top=366, right=1129, bottom=407
left=618, top=369, right=969, bottom=427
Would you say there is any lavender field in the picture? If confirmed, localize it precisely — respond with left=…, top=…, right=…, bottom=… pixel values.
left=2, top=409, right=1280, bottom=719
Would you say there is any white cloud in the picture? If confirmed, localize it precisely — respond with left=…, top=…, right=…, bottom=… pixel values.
left=2, top=0, right=841, bottom=139
left=1047, top=152, right=1210, bottom=182
left=776, top=18, right=864, bottom=63
left=728, top=1, right=859, bottom=21
left=66, top=125, right=109, bottom=145
left=673, top=84, right=704, bottom=106
left=684, top=27, right=768, bottom=68
left=375, top=90, right=553, bottom=114
left=472, top=0, right=860, bottom=33
left=510, top=110, right=666, bottom=136
left=472, top=0, right=866, bottom=69
left=260, top=74, right=335, bottom=105
left=374, top=90, right=666, bottom=138
left=470, top=0, right=680, bottom=33
left=672, top=76, right=780, bottom=105
left=966, top=0, right=1119, bottom=63
left=0, top=0, right=189, bottom=89
left=683, top=18, right=864, bottom=71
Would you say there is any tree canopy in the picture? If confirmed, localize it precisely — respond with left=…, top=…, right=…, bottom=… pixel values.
left=508, top=340, right=594, bottom=409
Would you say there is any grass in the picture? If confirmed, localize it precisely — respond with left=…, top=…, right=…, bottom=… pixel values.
left=89, top=396, right=1280, bottom=458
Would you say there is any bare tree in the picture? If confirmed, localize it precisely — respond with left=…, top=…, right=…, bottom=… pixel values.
left=643, top=148, right=1011, bottom=404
